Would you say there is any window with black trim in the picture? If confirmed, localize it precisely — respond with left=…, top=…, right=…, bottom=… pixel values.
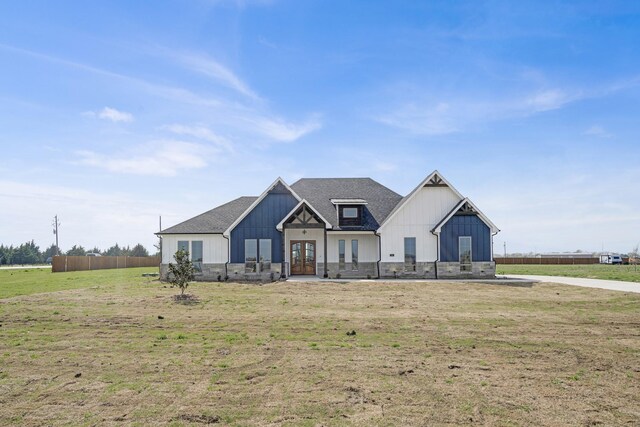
left=404, top=237, right=416, bottom=272
left=339, top=205, right=362, bottom=226
left=245, top=239, right=272, bottom=273
left=351, top=239, right=358, bottom=270
left=338, top=239, right=345, bottom=270
left=191, top=241, right=203, bottom=272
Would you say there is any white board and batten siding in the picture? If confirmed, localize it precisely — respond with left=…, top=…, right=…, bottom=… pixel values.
left=379, top=186, right=462, bottom=263
left=161, top=234, right=228, bottom=264
left=327, top=232, right=378, bottom=263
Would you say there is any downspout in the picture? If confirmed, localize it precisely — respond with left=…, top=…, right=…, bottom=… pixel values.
left=223, top=234, right=230, bottom=280
left=374, top=231, right=382, bottom=279
left=431, top=230, right=440, bottom=279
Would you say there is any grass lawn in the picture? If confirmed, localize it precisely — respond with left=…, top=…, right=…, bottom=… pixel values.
left=1, top=270, right=639, bottom=426
left=0, top=267, right=156, bottom=299
left=497, top=263, right=640, bottom=282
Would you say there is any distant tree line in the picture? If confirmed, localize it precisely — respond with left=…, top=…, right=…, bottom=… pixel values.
left=0, top=241, right=156, bottom=265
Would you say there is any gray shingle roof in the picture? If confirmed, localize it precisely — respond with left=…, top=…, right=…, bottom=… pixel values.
left=291, top=178, right=403, bottom=230
left=159, top=196, right=258, bottom=234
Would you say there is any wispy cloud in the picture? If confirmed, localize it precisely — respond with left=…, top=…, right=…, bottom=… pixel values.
left=525, top=89, right=573, bottom=112
left=243, top=114, right=322, bottom=142
left=76, top=141, right=209, bottom=176
left=168, top=51, right=259, bottom=100
left=162, top=124, right=234, bottom=151
left=584, top=125, right=613, bottom=138
left=2, top=43, right=321, bottom=144
left=99, top=107, right=133, bottom=122
left=374, top=88, right=580, bottom=135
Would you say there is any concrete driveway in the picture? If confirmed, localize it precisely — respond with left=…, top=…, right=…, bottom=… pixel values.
left=499, top=275, right=640, bottom=294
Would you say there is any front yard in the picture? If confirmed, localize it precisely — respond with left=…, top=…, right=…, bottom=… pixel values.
left=0, top=270, right=638, bottom=425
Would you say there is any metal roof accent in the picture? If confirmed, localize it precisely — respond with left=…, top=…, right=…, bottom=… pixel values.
left=330, top=198, right=368, bottom=205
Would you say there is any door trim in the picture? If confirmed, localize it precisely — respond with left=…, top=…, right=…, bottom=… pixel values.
left=290, top=240, right=316, bottom=275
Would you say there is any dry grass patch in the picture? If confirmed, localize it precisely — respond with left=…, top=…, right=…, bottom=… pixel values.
left=0, top=277, right=639, bottom=426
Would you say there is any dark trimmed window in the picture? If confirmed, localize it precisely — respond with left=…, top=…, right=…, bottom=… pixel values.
left=191, top=241, right=203, bottom=272
left=338, top=240, right=345, bottom=270
left=351, top=240, right=358, bottom=270
left=404, top=237, right=416, bottom=272
left=339, top=206, right=362, bottom=226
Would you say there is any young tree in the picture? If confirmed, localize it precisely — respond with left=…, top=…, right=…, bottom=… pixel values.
left=167, top=249, right=195, bottom=295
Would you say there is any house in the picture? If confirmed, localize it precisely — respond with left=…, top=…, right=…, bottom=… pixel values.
left=157, top=171, right=499, bottom=280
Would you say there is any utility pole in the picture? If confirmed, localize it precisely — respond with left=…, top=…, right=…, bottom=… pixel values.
left=503, top=242, right=506, bottom=258
left=52, top=215, right=61, bottom=255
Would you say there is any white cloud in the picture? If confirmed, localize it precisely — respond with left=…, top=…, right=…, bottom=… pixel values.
left=525, top=89, right=572, bottom=112
left=584, top=125, right=613, bottom=138
left=77, top=140, right=209, bottom=176
left=374, top=88, right=579, bottom=135
left=84, top=107, right=134, bottom=123
left=162, top=124, right=233, bottom=151
left=243, top=115, right=322, bottom=142
left=168, top=51, right=259, bottom=100
left=99, top=107, right=134, bottom=122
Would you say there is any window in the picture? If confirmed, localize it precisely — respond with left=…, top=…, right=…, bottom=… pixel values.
left=343, top=207, right=358, bottom=218
left=191, top=241, right=203, bottom=273
left=404, top=237, right=416, bottom=272
left=339, top=206, right=362, bottom=226
left=351, top=240, right=358, bottom=270
left=459, top=236, right=472, bottom=272
left=338, top=239, right=345, bottom=270
left=177, top=240, right=189, bottom=254
left=245, top=239, right=257, bottom=273
left=259, top=239, right=272, bottom=272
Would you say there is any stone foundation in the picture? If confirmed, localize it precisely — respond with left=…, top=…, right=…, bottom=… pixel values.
left=379, top=262, right=437, bottom=279
left=160, top=262, right=285, bottom=282
left=436, top=261, right=496, bottom=279
left=325, top=262, right=377, bottom=279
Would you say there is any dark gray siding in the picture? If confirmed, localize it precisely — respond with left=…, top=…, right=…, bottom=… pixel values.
left=230, top=186, right=298, bottom=263
left=440, top=215, right=492, bottom=262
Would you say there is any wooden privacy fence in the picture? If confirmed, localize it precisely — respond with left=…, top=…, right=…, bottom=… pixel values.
left=52, top=256, right=160, bottom=272
left=495, top=257, right=599, bottom=265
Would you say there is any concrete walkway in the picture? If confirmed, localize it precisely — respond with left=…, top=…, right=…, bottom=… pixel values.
left=498, top=275, right=640, bottom=294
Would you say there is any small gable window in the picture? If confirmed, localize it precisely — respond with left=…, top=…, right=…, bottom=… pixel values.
left=339, top=206, right=362, bottom=226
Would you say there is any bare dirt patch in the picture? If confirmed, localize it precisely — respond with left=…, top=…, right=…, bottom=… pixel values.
left=0, top=279, right=638, bottom=426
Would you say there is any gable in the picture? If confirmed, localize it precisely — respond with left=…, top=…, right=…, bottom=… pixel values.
left=379, top=182, right=462, bottom=231
left=229, top=182, right=299, bottom=264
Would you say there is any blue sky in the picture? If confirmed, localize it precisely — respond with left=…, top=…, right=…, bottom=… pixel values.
left=1, top=0, right=639, bottom=254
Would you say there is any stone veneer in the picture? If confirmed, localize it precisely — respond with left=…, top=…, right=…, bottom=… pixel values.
left=160, top=260, right=496, bottom=281
left=435, top=261, right=496, bottom=279
left=325, top=262, right=377, bottom=279
left=379, top=262, right=437, bottom=279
